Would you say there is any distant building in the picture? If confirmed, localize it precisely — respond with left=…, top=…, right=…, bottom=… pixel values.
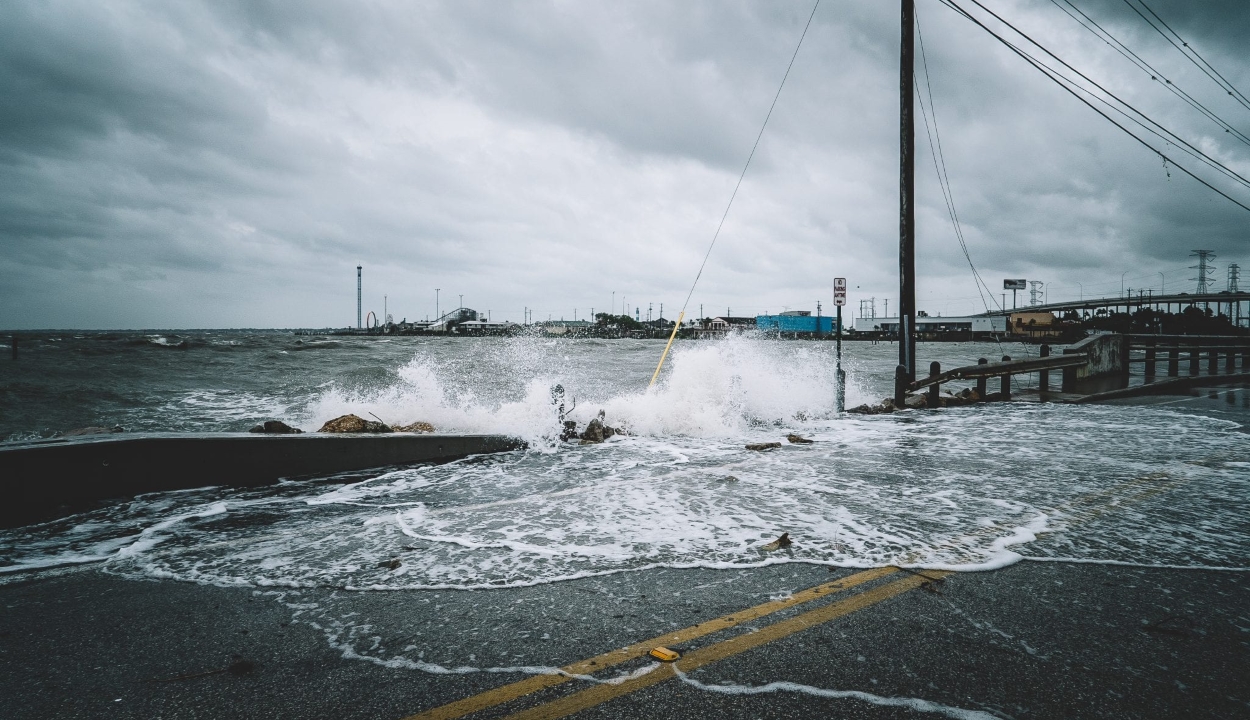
left=692, top=316, right=757, bottom=339
left=851, top=315, right=1006, bottom=338
left=1009, top=312, right=1062, bottom=339
left=756, top=314, right=836, bottom=336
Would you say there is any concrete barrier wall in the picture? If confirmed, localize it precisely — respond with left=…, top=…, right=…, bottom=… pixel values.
left=1062, top=334, right=1129, bottom=394
left=0, top=433, right=525, bottom=527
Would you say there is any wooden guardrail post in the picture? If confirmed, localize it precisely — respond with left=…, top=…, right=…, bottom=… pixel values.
left=1168, top=345, right=1179, bottom=376
left=1189, top=347, right=1199, bottom=375
left=976, top=358, right=988, bottom=398
left=1208, top=348, right=1219, bottom=375
left=928, top=361, right=941, bottom=406
left=1001, top=355, right=1011, bottom=400
left=1243, top=346, right=1250, bottom=371
left=1144, top=345, right=1156, bottom=380
left=1227, top=348, right=1236, bottom=373
left=1038, top=344, right=1050, bottom=392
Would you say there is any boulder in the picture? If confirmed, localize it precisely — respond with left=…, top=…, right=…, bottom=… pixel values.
left=394, top=421, right=435, bottom=434
left=249, top=420, right=302, bottom=434
left=318, top=414, right=392, bottom=433
left=559, top=421, right=580, bottom=442
left=745, top=442, right=782, bottom=451
left=786, top=434, right=813, bottom=444
left=847, top=399, right=894, bottom=415
left=579, top=417, right=606, bottom=444
left=903, top=394, right=928, bottom=409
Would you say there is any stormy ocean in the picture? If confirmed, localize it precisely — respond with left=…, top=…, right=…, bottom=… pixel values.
left=2, top=331, right=1247, bottom=592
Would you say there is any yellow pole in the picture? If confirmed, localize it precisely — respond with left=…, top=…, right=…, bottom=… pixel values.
left=648, top=311, right=685, bottom=389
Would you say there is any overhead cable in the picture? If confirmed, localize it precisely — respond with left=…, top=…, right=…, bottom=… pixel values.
left=1123, top=0, right=1250, bottom=113
left=938, top=0, right=1250, bottom=215
left=1050, top=0, right=1250, bottom=148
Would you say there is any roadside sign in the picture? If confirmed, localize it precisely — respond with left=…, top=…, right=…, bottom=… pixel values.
left=1003, top=279, right=1026, bottom=290
left=833, top=277, right=847, bottom=306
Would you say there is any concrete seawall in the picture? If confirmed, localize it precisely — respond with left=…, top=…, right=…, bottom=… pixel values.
left=0, top=432, right=525, bottom=527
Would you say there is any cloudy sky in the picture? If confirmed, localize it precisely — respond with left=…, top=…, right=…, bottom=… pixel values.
left=1, top=0, right=1247, bottom=329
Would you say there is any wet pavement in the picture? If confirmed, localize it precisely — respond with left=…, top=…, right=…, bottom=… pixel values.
left=2, top=559, right=1246, bottom=719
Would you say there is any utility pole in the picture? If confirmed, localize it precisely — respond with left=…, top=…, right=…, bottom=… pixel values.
left=1029, top=281, right=1043, bottom=307
left=435, top=288, right=440, bottom=320
left=898, top=0, right=917, bottom=392
left=356, top=266, right=362, bottom=329
left=816, top=300, right=822, bottom=339
left=834, top=278, right=847, bottom=412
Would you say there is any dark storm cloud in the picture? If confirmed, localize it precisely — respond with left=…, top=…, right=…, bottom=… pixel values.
left=0, top=0, right=1246, bottom=328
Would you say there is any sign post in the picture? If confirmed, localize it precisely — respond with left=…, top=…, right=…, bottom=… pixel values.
left=834, top=278, right=847, bottom=412
left=1004, top=279, right=1026, bottom=310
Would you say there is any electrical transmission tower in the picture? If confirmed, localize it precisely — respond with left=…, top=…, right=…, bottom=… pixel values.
left=1190, top=250, right=1216, bottom=294
left=1229, top=263, right=1241, bottom=292
left=1029, top=280, right=1044, bottom=307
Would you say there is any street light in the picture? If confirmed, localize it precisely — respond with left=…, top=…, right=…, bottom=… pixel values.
left=1077, top=282, right=1083, bottom=301
left=1159, top=272, right=1165, bottom=294
left=1121, top=271, right=1128, bottom=298
left=436, top=288, right=440, bottom=319
left=1045, top=282, right=1052, bottom=305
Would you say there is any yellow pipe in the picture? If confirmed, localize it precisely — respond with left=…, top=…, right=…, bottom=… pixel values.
left=648, top=311, right=685, bottom=389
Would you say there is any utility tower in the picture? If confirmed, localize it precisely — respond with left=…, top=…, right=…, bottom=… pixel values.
left=1029, top=281, right=1043, bottom=307
left=1228, top=263, right=1241, bottom=292
left=1190, top=250, right=1216, bottom=294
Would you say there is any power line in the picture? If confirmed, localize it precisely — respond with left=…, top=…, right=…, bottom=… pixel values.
left=960, top=0, right=1250, bottom=194
left=938, top=0, right=1250, bottom=215
left=1123, top=0, right=1250, bottom=113
left=678, top=0, right=821, bottom=314
left=1049, top=0, right=1250, bottom=148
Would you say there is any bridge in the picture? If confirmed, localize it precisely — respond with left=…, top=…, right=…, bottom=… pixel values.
left=973, top=290, right=1250, bottom=322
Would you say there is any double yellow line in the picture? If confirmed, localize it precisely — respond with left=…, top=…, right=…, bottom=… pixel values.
left=405, top=470, right=1179, bottom=720
left=404, top=566, right=901, bottom=720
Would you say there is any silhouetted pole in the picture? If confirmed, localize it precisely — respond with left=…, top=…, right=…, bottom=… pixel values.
left=836, top=305, right=845, bottom=412
left=898, top=0, right=917, bottom=399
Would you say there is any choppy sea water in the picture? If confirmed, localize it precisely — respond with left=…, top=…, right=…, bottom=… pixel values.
left=1, top=331, right=1248, bottom=587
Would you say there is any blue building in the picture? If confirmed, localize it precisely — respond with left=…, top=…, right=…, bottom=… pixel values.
left=755, top=312, right=838, bottom=336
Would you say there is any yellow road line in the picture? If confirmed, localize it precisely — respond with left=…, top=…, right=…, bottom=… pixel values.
left=401, top=566, right=898, bottom=720
left=503, top=571, right=951, bottom=720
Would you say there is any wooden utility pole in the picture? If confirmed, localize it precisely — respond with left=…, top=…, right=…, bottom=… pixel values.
left=899, top=0, right=916, bottom=388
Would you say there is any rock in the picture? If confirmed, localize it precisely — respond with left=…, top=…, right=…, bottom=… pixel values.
left=786, top=434, right=813, bottom=444
left=760, top=533, right=792, bottom=551
left=377, top=559, right=402, bottom=570
left=63, top=426, right=125, bottom=437
left=579, top=417, right=606, bottom=444
left=249, top=420, right=302, bottom=434
left=318, top=414, right=392, bottom=433
left=847, top=399, right=895, bottom=415
left=394, top=421, right=435, bottom=434
left=745, top=442, right=782, bottom=451
left=903, top=394, right=928, bottom=409
left=559, top=420, right=580, bottom=442
left=721, top=475, right=739, bottom=483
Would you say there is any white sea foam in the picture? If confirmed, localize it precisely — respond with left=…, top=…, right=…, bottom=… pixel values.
left=673, top=667, right=1001, bottom=719
left=2, top=337, right=1248, bottom=593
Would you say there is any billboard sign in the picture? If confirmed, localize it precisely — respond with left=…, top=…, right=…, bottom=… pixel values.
left=833, top=277, right=847, bottom=306
left=1003, top=279, right=1027, bottom=290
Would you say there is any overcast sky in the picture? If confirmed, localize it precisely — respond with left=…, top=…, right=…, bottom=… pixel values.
left=1, top=0, right=1247, bottom=329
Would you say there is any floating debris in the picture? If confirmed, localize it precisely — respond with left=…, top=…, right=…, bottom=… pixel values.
left=760, top=533, right=792, bottom=551
left=745, top=442, right=782, bottom=451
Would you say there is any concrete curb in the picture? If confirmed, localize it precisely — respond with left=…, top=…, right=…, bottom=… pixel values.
left=0, top=432, right=526, bottom=527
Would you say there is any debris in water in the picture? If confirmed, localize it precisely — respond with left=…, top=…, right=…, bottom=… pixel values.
left=745, top=442, right=782, bottom=451
left=786, top=434, right=813, bottom=444
left=760, top=533, right=792, bottom=551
